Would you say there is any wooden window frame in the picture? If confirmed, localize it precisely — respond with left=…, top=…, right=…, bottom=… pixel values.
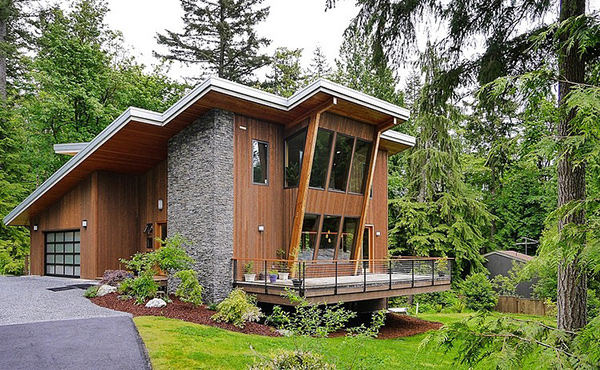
left=328, top=133, right=356, bottom=193
left=347, top=139, right=373, bottom=195
left=251, top=139, right=269, bottom=186
left=308, top=128, right=335, bottom=191
left=283, top=128, right=307, bottom=189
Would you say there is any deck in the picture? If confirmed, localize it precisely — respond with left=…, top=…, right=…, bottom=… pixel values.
left=232, top=258, right=452, bottom=305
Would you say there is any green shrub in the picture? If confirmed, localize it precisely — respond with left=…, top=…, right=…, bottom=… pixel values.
left=2, top=260, right=24, bottom=275
left=250, top=350, right=335, bottom=370
left=174, top=269, right=203, bottom=306
left=460, top=273, right=498, bottom=311
left=119, top=233, right=193, bottom=275
left=212, top=288, right=262, bottom=328
left=84, top=285, right=99, bottom=298
left=452, top=299, right=467, bottom=313
left=119, top=273, right=158, bottom=305
left=120, top=252, right=154, bottom=275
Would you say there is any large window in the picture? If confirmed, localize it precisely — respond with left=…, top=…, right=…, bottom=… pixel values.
left=252, top=140, right=269, bottom=185
left=339, top=217, right=359, bottom=260
left=317, top=215, right=341, bottom=260
left=299, top=214, right=320, bottom=260
left=328, top=134, right=354, bottom=192
left=348, top=139, right=372, bottom=194
left=285, top=130, right=307, bottom=187
left=309, top=129, right=334, bottom=189
left=45, top=230, right=81, bottom=277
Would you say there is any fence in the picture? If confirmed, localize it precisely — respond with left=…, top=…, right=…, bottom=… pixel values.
left=495, top=295, right=548, bottom=316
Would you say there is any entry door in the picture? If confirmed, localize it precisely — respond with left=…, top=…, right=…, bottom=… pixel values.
left=45, top=230, right=81, bottom=277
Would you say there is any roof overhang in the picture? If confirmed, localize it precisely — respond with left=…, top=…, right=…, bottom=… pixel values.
left=54, top=142, right=90, bottom=156
left=3, top=77, right=413, bottom=227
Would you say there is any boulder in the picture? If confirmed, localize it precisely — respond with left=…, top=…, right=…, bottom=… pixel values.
left=96, top=284, right=117, bottom=297
left=145, top=298, right=167, bottom=308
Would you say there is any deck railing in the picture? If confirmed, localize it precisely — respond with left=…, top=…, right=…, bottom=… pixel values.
left=232, top=257, right=452, bottom=298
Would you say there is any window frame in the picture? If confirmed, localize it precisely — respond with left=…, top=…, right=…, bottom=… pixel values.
left=251, top=139, right=269, bottom=186
left=315, top=213, right=343, bottom=261
left=347, top=138, right=373, bottom=195
left=328, top=133, right=356, bottom=193
left=308, top=128, right=335, bottom=191
left=283, top=128, right=307, bottom=189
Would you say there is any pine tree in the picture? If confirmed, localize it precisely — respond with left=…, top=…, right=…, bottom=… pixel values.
left=307, top=46, right=331, bottom=82
left=155, top=0, right=271, bottom=84
left=260, top=47, right=305, bottom=98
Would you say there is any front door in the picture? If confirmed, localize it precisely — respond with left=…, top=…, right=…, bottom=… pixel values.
left=45, top=230, right=81, bottom=277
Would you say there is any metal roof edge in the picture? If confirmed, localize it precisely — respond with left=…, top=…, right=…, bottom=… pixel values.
left=381, top=130, right=416, bottom=147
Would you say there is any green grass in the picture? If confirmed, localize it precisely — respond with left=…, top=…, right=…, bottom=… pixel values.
left=134, top=312, right=556, bottom=369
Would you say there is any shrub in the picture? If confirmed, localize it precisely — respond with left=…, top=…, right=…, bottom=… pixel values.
left=212, top=288, right=262, bottom=328
left=250, top=350, right=335, bottom=370
left=119, top=273, right=158, bottom=305
left=153, top=234, right=194, bottom=272
left=120, top=252, right=154, bottom=275
left=2, top=260, right=24, bottom=275
left=174, top=269, right=203, bottom=306
left=460, top=273, right=498, bottom=311
left=84, top=285, right=99, bottom=298
left=100, top=270, right=133, bottom=286
left=452, top=299, right=467, bottom=313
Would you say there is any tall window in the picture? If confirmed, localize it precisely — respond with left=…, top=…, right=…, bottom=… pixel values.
left=339, top=217, right=359, bottom=260
left=285, top=129, right=307, bottom=187
left=309, top=129, right=333, bottom=189
left=299, top=214, right=320, bottom=260
left=328, top=134, right=355, bottom=192
left=252, top=140, right=269, bottom=185
left=317, top=215, right=341, bottom=260
left=348, top=139, right=372, bottom=193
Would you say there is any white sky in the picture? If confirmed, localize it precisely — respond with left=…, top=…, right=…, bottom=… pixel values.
left=103, top=0, right=360, bottom=82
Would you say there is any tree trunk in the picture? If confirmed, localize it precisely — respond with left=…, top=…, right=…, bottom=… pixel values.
left=0, top=14, right=7, bottom=101
left=556, top=0, right=587, bottom=332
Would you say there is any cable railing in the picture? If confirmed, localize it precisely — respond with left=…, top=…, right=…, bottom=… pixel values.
left=232, top=257, right=452, bottom=298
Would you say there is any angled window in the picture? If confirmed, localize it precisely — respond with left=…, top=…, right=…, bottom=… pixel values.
left=252, top=140, right=269, bottom=185
left=284, top=129, right=307, bottom=187
left=328, top=134, right=354, bottom=192
left=299, top=214, right=321, bottom=260
left=348, top=139, right=372, bottom=194
left=339, top=217, right=359, bottom=260
left=317, top=215, right=341, bottom=260
left=309, top=129, right=334, bottom=189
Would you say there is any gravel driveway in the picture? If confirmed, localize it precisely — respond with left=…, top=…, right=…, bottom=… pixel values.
left=0, top=275, right=128, bottom=325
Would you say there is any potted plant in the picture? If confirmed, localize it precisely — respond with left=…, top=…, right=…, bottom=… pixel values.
left=243, top=262, right=255, bottom=282
left=276, top=249, right=289, bottom=280
left=268, top=269, right=278, bottom=283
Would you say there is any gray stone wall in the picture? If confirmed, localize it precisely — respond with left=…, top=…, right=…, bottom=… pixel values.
left=167, top=109, right=235, bottom=303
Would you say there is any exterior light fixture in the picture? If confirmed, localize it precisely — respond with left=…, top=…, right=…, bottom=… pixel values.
left=158, top=199, right=164, bottom=211
left=82, top=220, right=88, bottom=228
left=375, top=231, right=381, bottom=237
left=33, top=225, right=38, bottom=231
left=258, top=225, right=265, bottom=232
left=239, top=125, right=247, bottom=130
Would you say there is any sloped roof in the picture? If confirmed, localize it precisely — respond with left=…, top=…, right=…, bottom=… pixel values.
left=3, top=77, right=414, bottom=227
left=483, top=250, right=534, bottom=262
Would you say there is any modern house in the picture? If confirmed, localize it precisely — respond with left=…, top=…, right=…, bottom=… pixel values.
left=4, top=77, right=451, bottom=306
left=484, top=250, right=535, bottom=298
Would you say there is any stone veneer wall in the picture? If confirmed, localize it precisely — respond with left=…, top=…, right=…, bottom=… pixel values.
left=167, top=109, right=235, bottom=303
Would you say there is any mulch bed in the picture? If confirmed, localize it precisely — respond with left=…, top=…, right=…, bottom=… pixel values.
left=90, top=294, right=442, bottom=339
left=91, top=293, right=280, bottom=337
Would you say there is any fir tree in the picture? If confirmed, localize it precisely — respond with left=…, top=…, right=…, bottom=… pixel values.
left=155, top=0, right=271, bottom=84
left=260, top=47, right=305, bottom=98
left=307, top=46, right=331, bottom=82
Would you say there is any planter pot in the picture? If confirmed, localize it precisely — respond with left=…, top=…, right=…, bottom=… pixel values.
left=244, top=274, right=256, bottom=282
left=269, top=274, right=278, bottom=283
left=278, top=272, right=289, bottom=280
left=292, top=279, right=302, bottom=288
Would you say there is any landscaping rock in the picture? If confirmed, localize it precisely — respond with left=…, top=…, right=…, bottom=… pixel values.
left=145, top=298, right=167, bottom=308
left=97, top=284, right=117, bottom=297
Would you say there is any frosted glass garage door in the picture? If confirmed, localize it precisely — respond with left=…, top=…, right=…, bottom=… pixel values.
left=45, top=231, right=81, bottom=277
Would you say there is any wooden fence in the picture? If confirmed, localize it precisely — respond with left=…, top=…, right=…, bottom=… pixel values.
left=495, top=295, right=548, bottom=316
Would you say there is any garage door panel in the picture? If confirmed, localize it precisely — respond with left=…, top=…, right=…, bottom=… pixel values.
left=45, top=230, right=81, bottom=278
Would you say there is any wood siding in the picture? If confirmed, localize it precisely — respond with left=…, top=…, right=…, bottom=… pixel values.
left=233, top=116, right=285, bottom=261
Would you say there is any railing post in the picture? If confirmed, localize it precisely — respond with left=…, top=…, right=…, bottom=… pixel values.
left=411, top=260, right=415, bottom=288
left=431, top=259, right=435, bottom=286
left=449, top=259, right=452, bottom=284
left=334, top=260, right=338, bottom=295
left=264, top=259, right=268, bottom=294
left=363, top=260, right=367, bottom=292
left=389, top=260, right=392, bottom=290
left=233, top=259, right=237, bottom=285
left=302, top=262, right=306, bottom=297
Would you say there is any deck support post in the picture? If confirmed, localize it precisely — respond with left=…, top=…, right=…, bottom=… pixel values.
left=389, top=260, right=392, bottom=290
left=411, top=260, right=415, bottom=288
left=335, top=261, right=338, bottom=295
left=431, top=260, right=435, bottom=286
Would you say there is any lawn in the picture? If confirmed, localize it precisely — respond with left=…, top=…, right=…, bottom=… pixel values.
left=134, top=312, right=556, bottom=369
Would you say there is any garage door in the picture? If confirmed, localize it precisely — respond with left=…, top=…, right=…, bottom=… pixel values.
left=45, top=230, right=81, bottom=277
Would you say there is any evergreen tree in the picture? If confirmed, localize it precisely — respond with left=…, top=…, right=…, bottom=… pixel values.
left=260, top=47, right=305, bottom=98
left=306, top=46, right=331, bottom=82
left=155, top=0, right=271, bottom=84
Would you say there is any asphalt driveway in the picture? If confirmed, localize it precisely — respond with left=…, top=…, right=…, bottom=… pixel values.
left=0, top=276, right=150, bottom=370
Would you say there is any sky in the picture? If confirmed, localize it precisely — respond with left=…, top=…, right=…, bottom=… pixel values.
left=103, top=0, right=360, bottom=81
